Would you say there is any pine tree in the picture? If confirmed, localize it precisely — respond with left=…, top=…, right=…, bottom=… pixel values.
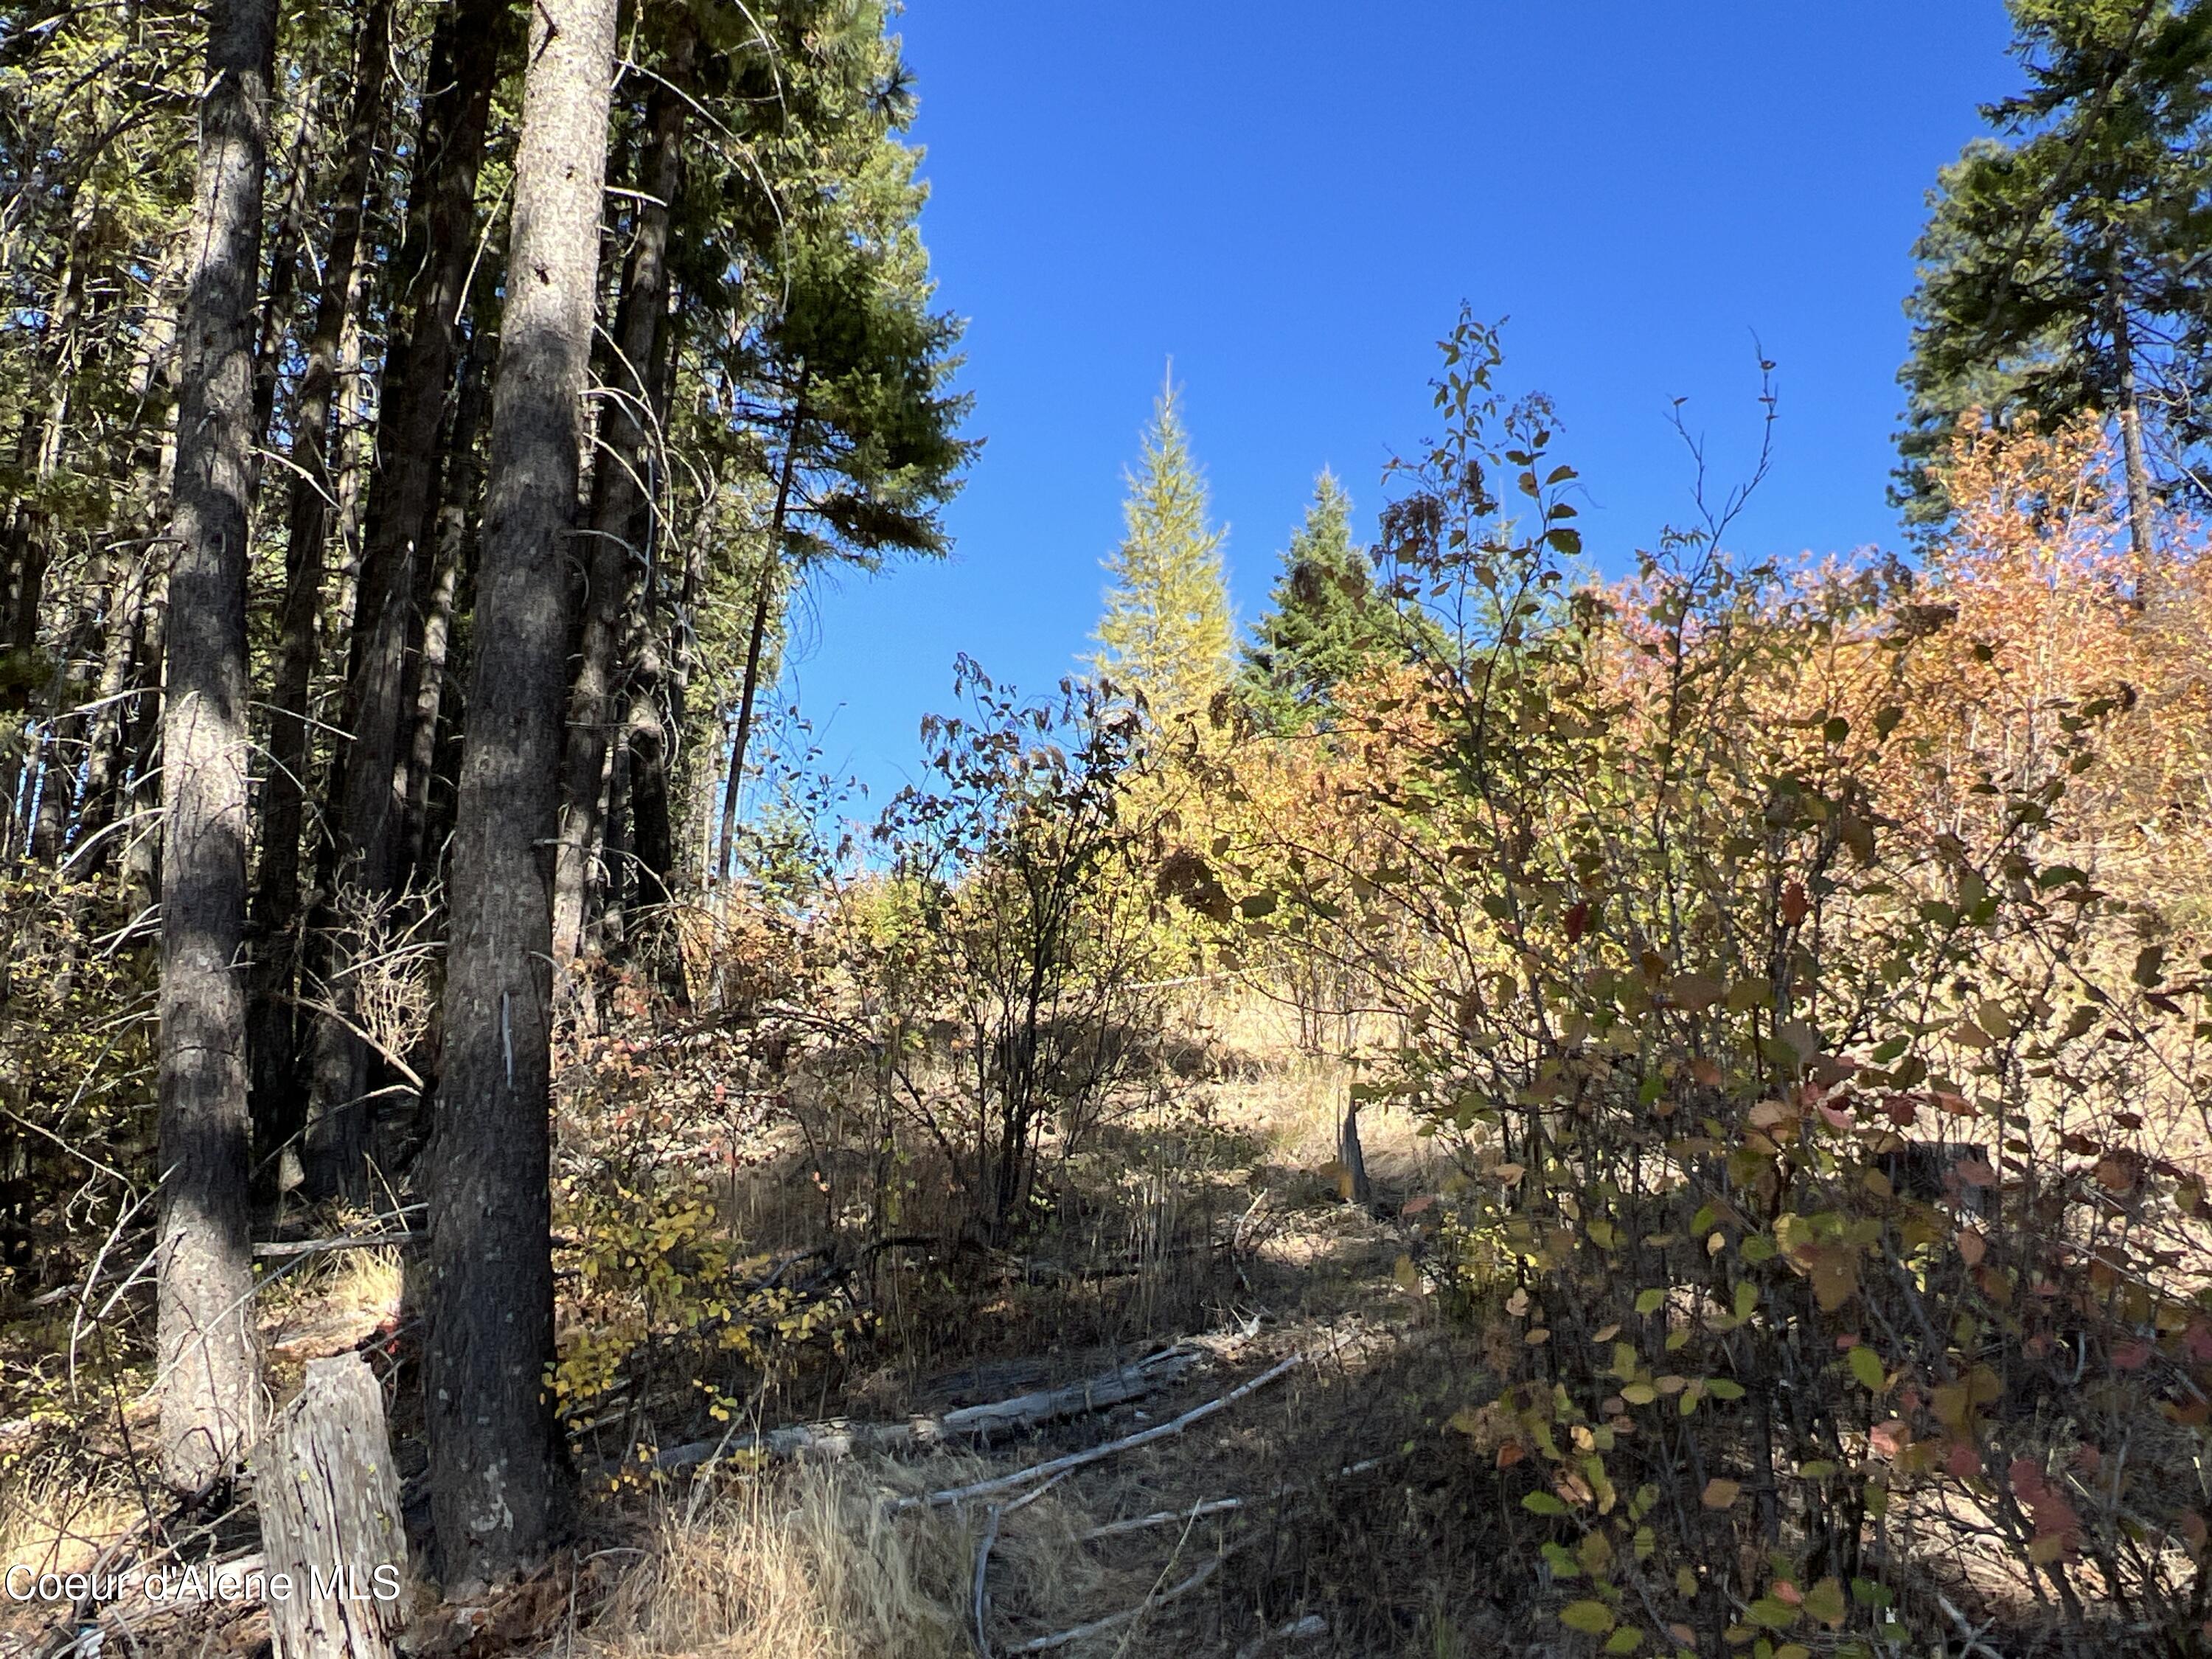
left=424, top=0, right=619, bottom=1583
left=1237, top=470, right=1403, bottom=731
left=1896, top=0, right=2212, bottom=575
left=1093, top=373, right=1232, bottom=717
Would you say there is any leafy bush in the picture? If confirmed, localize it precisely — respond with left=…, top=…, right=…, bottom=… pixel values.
left=1186, top=318, right=2212, bottom=1652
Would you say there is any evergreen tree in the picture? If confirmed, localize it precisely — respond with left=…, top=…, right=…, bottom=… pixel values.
left=1895, top=0, right=2212, bottom=574
left=1238, top=470, right=1403, bottom=730
left=1093, top=373, right=1232, bottom=717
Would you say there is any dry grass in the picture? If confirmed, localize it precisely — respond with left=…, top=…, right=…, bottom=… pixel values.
left=587, top=1464, right=974, bottom=1659
left=0, top=1449, right=139, bottom=1585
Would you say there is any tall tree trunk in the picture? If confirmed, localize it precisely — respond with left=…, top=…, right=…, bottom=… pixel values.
left=550, top=37, right=691, bottom=963
left=71, top=545, right=155, bottom=858
left=118, top=572, right=170, bottom=922
left=305, top=0, right=507, bottom=1199
left=621, top=618, right=672, bottom=913
left=155, top=0, right=274, bottom=1495
left=248, top=0, right=393, bottom=1161
left=422, top=0, right=615, bottom=1585
left=2107, top=268, right=2157, bottom=599
left=249, top=76, right=327, bottom=462
left=400, top=332, right=489, bottom=888
left=713, top=378, right=807, bottom=888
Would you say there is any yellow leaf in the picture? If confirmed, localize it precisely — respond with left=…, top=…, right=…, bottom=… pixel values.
left=1701, top=1478, right=1741, bottom=1509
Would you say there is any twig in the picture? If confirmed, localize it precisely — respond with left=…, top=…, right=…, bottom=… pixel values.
left=1085, top=1495, right=1251, bottom=1540
left=972, top=1503, right=1001, bottom=1659
left=1004, top=1551, right=1228, bottom=1654
left=1085, top=1457, right=1385, bottom=1540
left=1936, top=1593, right=2006, bottom=1659
left=894, top=1349, right=1315, bottom=1513
left=251, top=1231, right=418, bottom=1259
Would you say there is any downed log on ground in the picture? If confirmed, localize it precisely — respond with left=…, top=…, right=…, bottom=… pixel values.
left=894, top=1345, right=1323, bottom=1512
left=646, top=1343, right=1200, bottom=1472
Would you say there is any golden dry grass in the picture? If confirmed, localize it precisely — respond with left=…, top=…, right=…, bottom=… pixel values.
left=0, top=1450, right=139, bottom=1584
left=586, top=1465, right=974, bottom=1659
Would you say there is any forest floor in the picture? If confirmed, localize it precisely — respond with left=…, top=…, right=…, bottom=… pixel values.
left=1, top=1009, right=1562, bottom=1659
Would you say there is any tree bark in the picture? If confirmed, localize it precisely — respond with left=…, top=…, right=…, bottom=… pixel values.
left=423, top=0, right=616, bottom=1585
left=305, top=0, right=508, bottom=1199
left=550, top=37, right=691, bottom=963
left=255, top=1354, right=406, bottom=1659
left=156, top=0, right=274, bottom=1495
left=249, top=0, right=393, bottom=1160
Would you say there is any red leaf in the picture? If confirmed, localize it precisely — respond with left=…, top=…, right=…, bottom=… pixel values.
left=1781, top=881, right=1810, bottom=926
left=2010, top=1457, right=2084, bottom=1559
left=2113, top=1338, right=2153, bottom=1371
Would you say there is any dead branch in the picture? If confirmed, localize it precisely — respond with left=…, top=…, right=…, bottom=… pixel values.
left=1085, top=1456, right=1385, bottom=1541
left=647, top=1344, right=1200, bottom=1473
left=250, top=1231, right=417, bottom=1260
left=1005, top=1549, right=1232, bottom=1654
left=972, top=1503, right=1001, bottom=1659
left=894, top=1347, right=1313, bottom=1513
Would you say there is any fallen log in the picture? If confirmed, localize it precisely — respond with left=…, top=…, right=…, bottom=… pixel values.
left=646, top=1343, right=1199, bottom=1473
left=894, top=1347, right=1317, bottom=1513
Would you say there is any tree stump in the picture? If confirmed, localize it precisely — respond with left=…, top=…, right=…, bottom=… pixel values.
left=256, top=1354, right=407, bottom=1659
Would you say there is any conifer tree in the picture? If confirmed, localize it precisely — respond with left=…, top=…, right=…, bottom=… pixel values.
left=1895, top=0, right=2212, bottom=574
left=1238, top=470, right=1403, bottom=731
left=1093, top=373, right=1232, bottom=717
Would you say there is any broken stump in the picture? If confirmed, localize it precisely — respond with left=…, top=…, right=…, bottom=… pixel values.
left=256, top=1352, right=407, bottom=1659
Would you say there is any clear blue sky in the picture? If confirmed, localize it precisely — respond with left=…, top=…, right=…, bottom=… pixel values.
left=790, top=1, right=2020, bottom=808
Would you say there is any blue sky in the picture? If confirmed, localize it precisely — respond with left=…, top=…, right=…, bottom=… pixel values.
left=790, top=1, right=2021, bottom=807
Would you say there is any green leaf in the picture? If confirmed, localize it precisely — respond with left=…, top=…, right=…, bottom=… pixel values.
left=1635, top=1287, right=1666, bottom=1315
left=1523, top=1491, right=1569, bottom=1516
left=1846, top=1343, right=1885, bottom=1392
left=1802, top=1577, right=1848, bottom=1627
left=1605, top=1627, right=1644, bottom=1654
left=1747, top=1597, right=1799, bottom=1630
left=1560, top=1600, right=1617, bottom=1635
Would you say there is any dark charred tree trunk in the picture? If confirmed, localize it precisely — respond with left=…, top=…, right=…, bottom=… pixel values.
left=714, top=376, right=807, bottom=889
left=246, top=0, right=392, bottom=1164
left=155, top=0, right=275, bottom=1495
left=550, top=35, right=691, bottom=964
left=400, top=330, right=489, bottom=890
left=305, top=0, right=508, bottom=1200
left=422, top=0, right=616, bottom=1585
left=70, top=545, right=156, bottom=859
left=249, top=78, right=327, bottom=462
